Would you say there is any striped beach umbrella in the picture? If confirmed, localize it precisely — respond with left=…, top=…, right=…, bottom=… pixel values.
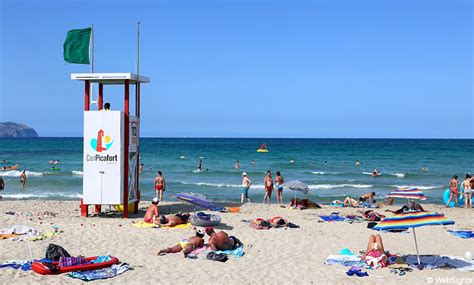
left=387, top=188, right=427, bottom=200
left=373, top=211, right=455, bottom=265
left=174, top=192, right=217, bottom=210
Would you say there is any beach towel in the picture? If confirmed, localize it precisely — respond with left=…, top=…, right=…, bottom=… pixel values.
left=0, top=225, right=39, bottom=236
left=319, top=215, right=345, bottom=222
left=68, top=263, right=130, bottom=281
left=132, top=221, right=158, bottom=228
left=406, top=255, right=474, bottom=271
left=59, top=256, right=89, bottom=268
left=161, top=223, right=192, bottom=229
left=325, top=255, right=362, bottom=267
left=30, top=231, right=63, bottom=241
left=0, top=259, right=51, bottom=271
left=211, top=246, right=244, bottom=258
left=448, top=230, right=474, bottom=239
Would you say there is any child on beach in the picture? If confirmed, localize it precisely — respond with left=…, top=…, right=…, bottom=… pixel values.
left=446, top=175, right=459, bottom=207
left=144, top=197, right=159, bottom=223
left=274, top=171, right=284, bottom=205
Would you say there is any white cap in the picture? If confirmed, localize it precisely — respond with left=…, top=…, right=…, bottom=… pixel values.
left=152, top=197, right=159, bottom=203
left=242, top=172, right=247, bottom=176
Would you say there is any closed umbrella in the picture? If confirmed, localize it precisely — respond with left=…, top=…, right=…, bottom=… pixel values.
left=174, top=192, right=217, bottom=210
left=373, top=211, right=455, bottom=265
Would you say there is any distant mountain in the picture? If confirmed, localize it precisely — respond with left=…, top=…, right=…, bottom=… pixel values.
left=0, top=122, right=38, bottom=138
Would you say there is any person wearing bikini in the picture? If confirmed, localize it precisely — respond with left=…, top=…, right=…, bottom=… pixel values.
left=446, top=175, right=459, bottom=207
left=263, top=170, right=273, bottom=204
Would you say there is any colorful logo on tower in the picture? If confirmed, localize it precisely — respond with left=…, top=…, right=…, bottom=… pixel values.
left=90, top=129, right=114, bottom=152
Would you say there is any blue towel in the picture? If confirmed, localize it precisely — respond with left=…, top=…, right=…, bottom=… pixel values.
left=448, top=230, right=474, bottom=239
left=212, top=246, right=244, bottom=257
left=68, top=263, right=129, bottom=281
left=319, top=215, right=345, bottom=222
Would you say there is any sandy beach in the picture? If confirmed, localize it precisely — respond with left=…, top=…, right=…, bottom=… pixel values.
left=1, top=200, right=473, bottom=285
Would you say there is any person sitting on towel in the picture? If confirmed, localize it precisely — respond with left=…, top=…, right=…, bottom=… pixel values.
left=158, top=212, right=190, bottom=227
left=362, top=234, right=388, bottom=268
left=157, top=229, right=205, bottom=257
left=144, top=197, right=159, bottom=223
left=205, top=226, right=243, bottom=251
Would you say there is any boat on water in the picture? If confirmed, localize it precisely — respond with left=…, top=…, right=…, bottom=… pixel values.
left=0, top=164, right=18, bottom=171
left=257, top=144, right=269, bottom=153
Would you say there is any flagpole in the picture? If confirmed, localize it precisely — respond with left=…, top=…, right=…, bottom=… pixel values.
left=91, top=24, right=94, bottom=73
left=136, top=21, right=140, bottom=79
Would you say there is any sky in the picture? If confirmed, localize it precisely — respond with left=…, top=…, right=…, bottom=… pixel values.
left=0, top=0, right=472, bottom=138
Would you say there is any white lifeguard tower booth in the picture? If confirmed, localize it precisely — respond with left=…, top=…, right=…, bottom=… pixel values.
left=72, top=73, right=150, bottom=218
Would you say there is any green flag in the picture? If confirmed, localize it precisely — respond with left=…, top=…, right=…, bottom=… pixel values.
left=63, top=27, right=91, bottom=64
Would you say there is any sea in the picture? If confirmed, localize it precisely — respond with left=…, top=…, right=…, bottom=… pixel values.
left=0, top=138, right=472, bottom=205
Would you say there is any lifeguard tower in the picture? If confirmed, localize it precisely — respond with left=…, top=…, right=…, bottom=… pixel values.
left=72, top=73, right=150, bottom=218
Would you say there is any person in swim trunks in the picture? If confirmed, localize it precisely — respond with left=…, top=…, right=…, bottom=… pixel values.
left=446, top=175, right=459, bottom=207
left=359, top=192, right=376, bottom=206
left=263, top=170, right=273, bottom=204
left=158, top=212, right=190, bottom=227
left=144, top=197, right=159, bottom=223
left=205, top=226, right=243, bottom=251
left=157, top=230, right=205, bottom=257
left=274, top=171, right=284, bottom=205
left=241, top=172, right=252, bottom=203
left=154, top=170, right=166, bottom=201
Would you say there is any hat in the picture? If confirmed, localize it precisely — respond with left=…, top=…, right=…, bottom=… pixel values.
left=242, top=172, right=247, bottom=176
left=152, top=197, right=159, bottom=203
left=205, top=226, right=214, bottom=235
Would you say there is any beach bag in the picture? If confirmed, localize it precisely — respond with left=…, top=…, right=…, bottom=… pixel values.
left=206, top=252, right=228, bottom=262
left=45, top=243, right=71, bottom=261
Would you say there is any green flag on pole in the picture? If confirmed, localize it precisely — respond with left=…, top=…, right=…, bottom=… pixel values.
left=63, top=28, right=91, bottom=64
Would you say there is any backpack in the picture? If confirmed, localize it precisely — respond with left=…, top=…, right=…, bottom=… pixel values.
left=45, top=243, right=71, bottom=261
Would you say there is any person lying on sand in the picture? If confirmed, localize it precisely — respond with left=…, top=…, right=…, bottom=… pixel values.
left=157, top=212, right=190, bottom=227
left=144, top=198, right=159, bottom=223
left=362, top=234, right=388, bottom=268
left=343, top=197, right=360, bottom=207
left=289, top=198, right=321, bottom=208
left=385, top=202, right=425, bottom=214
left=205, top=226, right=243, bottom=251
left=157, top=230, right=205, bottom=257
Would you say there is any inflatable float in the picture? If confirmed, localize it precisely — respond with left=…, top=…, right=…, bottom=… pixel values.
left=0, top=164, right=18, bottom=171
left=51, top=167, right=61, bottom=171
left=32, top=256, right=119, bottom=275
left=443, top=186, right=465, bottom=207
left=190, top=212, right=221, bottom=226
left=257, top=144, right=269, bottom=153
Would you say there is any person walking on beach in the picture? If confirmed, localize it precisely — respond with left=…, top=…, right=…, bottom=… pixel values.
left=241, top=172, right=252, bottom=203
left=20, top=170, right=26, bottom=188
left=446, top=175, right=459, bottom=207
left=263, top=170, right=273, bottom=204
left=0, top=176, right=4, bottom=199
left=154, top=171, right=166, bottom=201
left=462, top=174, right=473, bottom=209
left=274, top=171, right=284, bottom=205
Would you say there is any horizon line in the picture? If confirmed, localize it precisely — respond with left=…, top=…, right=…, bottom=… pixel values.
left=1, top=136, right=473, bottom=140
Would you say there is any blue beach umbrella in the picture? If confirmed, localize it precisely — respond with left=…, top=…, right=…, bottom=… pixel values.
left=373, top=211, right=455, bottom=265
left=174, top=192, right=217, bottom=210
left=284, top=181, right=311, bottom=205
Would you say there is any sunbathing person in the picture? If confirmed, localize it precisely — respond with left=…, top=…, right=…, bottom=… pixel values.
left=344, top=197, right=360, bottom=207
left=289, top=198, right=321, bottom=208
left=205, top=227, right=243, bottom=251
left=158, top=212, right=190, bottom=227
left=157, top=230, right=205, bottom=257
left=362, top=234, right=388, bottom=268
left=144, top=197, right=159, bottom=223
left=386, top=202, right=425, bottom=214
